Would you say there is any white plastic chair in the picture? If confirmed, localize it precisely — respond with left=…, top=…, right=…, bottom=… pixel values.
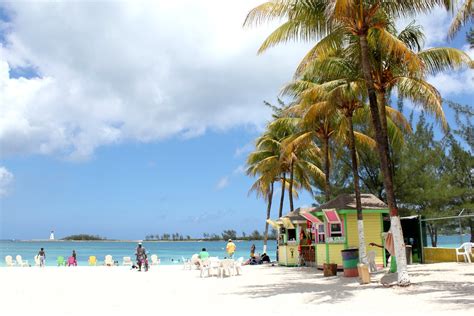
left=456, top=242, right=473, bottom=263
left=16, top=255, right=29, bottom=267
left=34, top=255, right=41, bottom=266
left=104, top=255, right=114, bottom=266
left=200, top=259, right=211, bottom=278
left=234, top=257, right=244, bottom=275
left=220, top=259, right=235, bottom=278
left=5, top=255, right=16, bottom=267
left=209, top=257, right=221, bottom=277
left=122, top=256, right=133, bottom=266
left=191, top=254, right=201, bottom=270
left=367, top=250, right=377, bottom=272
left=182, top=256, right=192, bottom=270
left=150, top=254, right=160, bottom=265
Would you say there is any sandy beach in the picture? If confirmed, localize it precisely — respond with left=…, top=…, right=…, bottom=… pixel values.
left=1, top=262, right=472, bottom=316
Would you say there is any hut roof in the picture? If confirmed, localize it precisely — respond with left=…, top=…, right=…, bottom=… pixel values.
left=280, top=208, right=308, bottom=223
left=313, top=193, right=387, bottom=211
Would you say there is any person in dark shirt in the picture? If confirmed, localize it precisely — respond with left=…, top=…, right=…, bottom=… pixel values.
left=38, top=248, right=46, bottom=267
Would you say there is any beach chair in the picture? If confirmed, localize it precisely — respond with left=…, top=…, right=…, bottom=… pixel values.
left=150, top=254, right=160, bottom=265
left=455, top=242, right=473, bottom=263
left=219, top=259, right=234, bottom=278
left=367, top=250, right=377, bottom=272
left=57, top=256, right=66, bottom=266
left=34, top=255, right=41, bottom=266
left=88, top=256, right=97, bottom=266
left=200, top=259, right=211, bottom=278
left=104, top=255, right=114, bottom=266
left=5, top=255, right=16, bottom=267
left=209, top=257, right=221, bottom=277
left=234, top=257, right=244, bottom=275
left=122, top=256, right=133, bottom=266
left=191, top=254, right=200, bottom=269
left=67, top=256, right=77, bottom=266
left=182, top=256, right=192, bottom=270
left=16, top=255, right=29, bottom=267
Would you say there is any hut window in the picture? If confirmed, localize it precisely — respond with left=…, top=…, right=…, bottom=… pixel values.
left=317, top=223, right=325, bottom=243
left=323, top=209, right=344, bottom=239
left=287, top=228, right=296, bottom=241
left=329, top=223, right=343, bottom=237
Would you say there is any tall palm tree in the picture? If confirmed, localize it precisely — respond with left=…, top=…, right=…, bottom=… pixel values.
left=244, top=0, right=451, bottom=286
left=247, top=126, right=282, bottom=253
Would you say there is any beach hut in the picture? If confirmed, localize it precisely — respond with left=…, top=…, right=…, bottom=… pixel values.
left=271, top=208, right=316, bottom=267
left=301, top=194, right=389, bottom=269
left=271, top=194, right=389, bottom=268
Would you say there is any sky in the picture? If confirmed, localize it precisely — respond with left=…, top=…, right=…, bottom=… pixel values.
left=0, top=1, right=472, bottom=240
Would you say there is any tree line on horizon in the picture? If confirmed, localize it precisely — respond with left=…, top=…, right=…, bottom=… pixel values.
left=144, top=229, right=278, bottom=241
left=243, top=0, right=473, bottom=286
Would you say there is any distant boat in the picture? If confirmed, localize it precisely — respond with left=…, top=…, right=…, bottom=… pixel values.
left=49, top=231, right=55, bottom=240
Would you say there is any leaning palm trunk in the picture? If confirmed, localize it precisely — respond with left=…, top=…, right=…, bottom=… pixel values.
left=359, top=33, right=410, bottom=286
left=278, top=173, right=286, bottom=217
left=263, top=182, right=274, bottom=254
left=288, top=160, right=295, bottom=212
left=347, top=115, right=367, bottom=264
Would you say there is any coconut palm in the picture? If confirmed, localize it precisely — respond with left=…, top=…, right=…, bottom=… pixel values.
left=244, top=0, right=452, bottom=286
left=444, top=0, right=473, bottom=39
left=247, top=127, right=283, bottom=253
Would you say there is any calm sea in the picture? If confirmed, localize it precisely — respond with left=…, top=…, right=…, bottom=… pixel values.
left=0, top=240, right=277, bottom=267
left=1, top=235, right=470, bottom=267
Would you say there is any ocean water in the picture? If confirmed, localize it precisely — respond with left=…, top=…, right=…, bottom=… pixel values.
left=1, top=234, right=470, bottom=267
left=0, top=240, right=277, bottom=267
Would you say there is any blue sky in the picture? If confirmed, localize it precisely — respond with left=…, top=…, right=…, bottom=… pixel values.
left=0, top=1, right=472, bottom=240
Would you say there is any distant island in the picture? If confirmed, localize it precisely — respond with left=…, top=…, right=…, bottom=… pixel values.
left=62, top=234, right=106, bottom=241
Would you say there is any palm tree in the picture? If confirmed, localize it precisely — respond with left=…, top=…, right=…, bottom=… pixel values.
left=244, top=0, right=451, bottom=286
left=247, top=132, right=280, bottom=253
left=444, top=0, right=473, bottom=39
left=278, top=125, right=326, bottom=209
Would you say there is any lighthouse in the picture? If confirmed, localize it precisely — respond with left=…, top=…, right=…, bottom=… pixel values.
left=49, top=230, right=55, bottom=240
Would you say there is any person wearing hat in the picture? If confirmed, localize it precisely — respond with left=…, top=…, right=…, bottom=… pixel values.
left=226, top=239, right=236, bottom=258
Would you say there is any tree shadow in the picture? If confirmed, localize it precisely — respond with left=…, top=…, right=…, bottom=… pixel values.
left=408, top=281, right=474, bottom=308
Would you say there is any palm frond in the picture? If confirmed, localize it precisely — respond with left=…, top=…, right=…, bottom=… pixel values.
left=418, top=47, right=472, bottom=74
left=447, top=0, right=473, bottom=39
left=394, top=76, right=447, bottom=131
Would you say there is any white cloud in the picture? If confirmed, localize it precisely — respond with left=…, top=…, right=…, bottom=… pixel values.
left=428, top=70, right=474, bottom=96
left=396, top=8, right=474, bottom=99
left=234, top=142, right=254, bottom=157
left=216, top=176, right=229, bottom=190
left=0, top=166, right=14, bottom=197
left=0, top=0, right=310, bottom=160
left=233, top=165, right=246, bottom=175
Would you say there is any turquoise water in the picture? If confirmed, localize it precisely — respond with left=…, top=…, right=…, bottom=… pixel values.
left=0, top=240, right=277, bottom=267
left=1, top=234, right=470, bottom=267
left=423, top=234, right=471, bottom=248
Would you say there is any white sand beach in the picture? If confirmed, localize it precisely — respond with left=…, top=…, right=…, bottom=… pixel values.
left=1, top=262, right=473, bottom=316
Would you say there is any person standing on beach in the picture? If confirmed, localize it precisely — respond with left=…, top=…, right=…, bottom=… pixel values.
left=250, top=244, right=256, bottom=257
left=135, top=243, right=148, bottom=272
left=38, top=248, right=46, bottom=267
left=226, top=239, right=236, bottom=258
left=72, top=250, right=77, bottom=265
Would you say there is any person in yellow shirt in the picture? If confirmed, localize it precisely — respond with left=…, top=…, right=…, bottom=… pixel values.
left=226, top=239, right=236, bottom=258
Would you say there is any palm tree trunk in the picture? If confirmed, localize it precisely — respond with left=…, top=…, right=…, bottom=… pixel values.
left=263, top=182, right=274, bottom=254
left=377, top=92, right=394, bottom=173
left=278, top=173, right=286, bottom=218
left=289, top=160, right=295, bottom=212
left=324, top=136, right=331, bottom=202
left=347, top=114, right=367, bottom=264
left=359, top=33, right=409, bottom=286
